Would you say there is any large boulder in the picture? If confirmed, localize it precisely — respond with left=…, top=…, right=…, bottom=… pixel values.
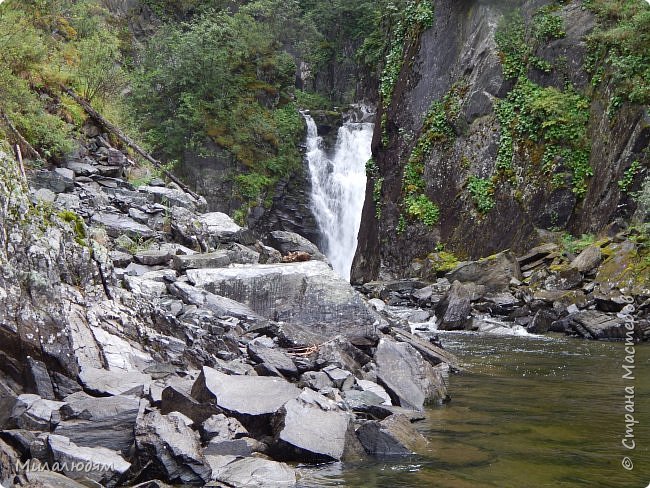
left=565, top=310, right=637, bottom=340
left=138, top=185, right=207, bottom=213
left=55, top=392, right=140, bottom=453
left=247, top=342, right=299, bottom=378
left=435, top=281, right=472, bottom=330
left=198, top=212, right=241, bottom=241
left=47, top=434, right=130, bottom=487
left=447, top=251, right=522, bottom=293
left=272, top=389, right=363, bottom=462
left=207, top=455, right=296, bottom=487
left=135, top=410, right=211, bottom=484
left=186, top=261, right=380, bottom=339
left=569, top=244, right=602, bottom=273
left=356, top=413, right=428, bottom=456
left=191, top=367, right=300, bottom=432
left=374, top=339, right=448, bottom=411
left=172, top=246, right=259, bottom=271
left=78, top=367, right=151, bottom=397
left=266, top=231, right=327, bottom=261
left=10, top=394, right=65, bottom=431
left=91, top=211, right=155, bottom=239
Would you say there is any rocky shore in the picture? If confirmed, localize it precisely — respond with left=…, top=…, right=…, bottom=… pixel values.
left=0, top=132, right=454, bottom=487
left=359, top=239, right=650, bottom=342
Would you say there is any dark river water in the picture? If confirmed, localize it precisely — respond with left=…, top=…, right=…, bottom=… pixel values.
left=300, top=332, right=650, bottom=487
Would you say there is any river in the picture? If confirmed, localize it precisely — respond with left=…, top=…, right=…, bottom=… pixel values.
left=300, top=333, right=650, bottom=487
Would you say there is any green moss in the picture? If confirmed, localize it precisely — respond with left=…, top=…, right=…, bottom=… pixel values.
left=428, top=250, right=459, bottom=273
left=404, top=193, right=439, bottom=226
left=561, top=233, right=595, bottom=254
left=618, top=160, right=641, bottom=193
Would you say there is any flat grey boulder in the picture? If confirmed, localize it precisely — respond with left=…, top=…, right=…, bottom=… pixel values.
left=266, top=230, right=327, bottom=261
left=160, top=385, right=221, bottom=425
left=198, top=212, right=241, bottom=240
left=10, top=394, right=65, bottom=431
left=435, top=281, right=472, bottom=330
left=78, top=367, right=151, bottom=397
left=570, top=244, right=602, bottom=273
left=135, top=249, right=174, bottom=266
left=20, top=470, right=89, bottom=488
left=374, top=339, right=448, bottom=411
left=356, top=413, right=428, bottom=457
left=91, top=212, right=154, bottom=239
left=172, top=245, right=259, bottom=271
left=447, top=251, right=522, bottom=293
left=135, top=410, right=211, bottom=484
left=186, top=261, right=380, bottom=339
left=272, top=389, right=362, bottom=462
left=168, top=281, right=268, bottom=328
left=191, top=367, right=300, bottom=424
left=55, top=392, right=141, bottom=453
left=247, top=342, right=298, bottom=377
left=566, top=310, right=630, bottom=340
left=47, top=434, right=130, bottom=486
left=207, top=455, right=296, bottom=487
left=138, top=185, right=206, bottom=212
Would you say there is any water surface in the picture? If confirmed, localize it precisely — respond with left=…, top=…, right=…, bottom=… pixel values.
left=301, top=334, right=650, bottom=487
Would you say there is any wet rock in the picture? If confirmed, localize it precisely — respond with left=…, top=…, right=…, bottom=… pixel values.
left=435, top=281, right=472, bottom=330
left=186, top=261, right=380, bottom=339
left=526, top=309, right=559, bottom=334
left=356, top=413, right=428, bottom=456
left=272, top=389, right=362, bottom=462
left=55, top=391, right=140, bottom=453
left=10, top=394, right=64, bottom=431
left=91, top=211, right=155, bottom=239
left=374, top=339, right=447, bottom=411
left=247, top=342, right=298, bottom=377
left=565, top=310, right=633, bottom=340
left=160, top=385, right=221, bottom=425
left=266, top=230, right=327, bottom=261
left=135, top=410, right=211, bottom=484
left=207, top=455, right=296, bottom=487
left=78, top=367, right=151, bottom=397
left=47, top=434, right=130, bottom=486
left=447, top=251, right=523, bottom=293
left=570, top=245, right=602, bottom=273
left=594, top=291, right=633, bottom=312
left=191, top=367, right=300, bottom=431
left=203, top=437, right=252, bottom=457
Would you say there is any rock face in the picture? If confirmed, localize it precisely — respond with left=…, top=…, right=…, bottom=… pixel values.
left=435, top=281, right=472, bottom=330
left=352, top=0, right=650, bottom=280
left=186, top=261, right=381, bottom=339
left=374, top=339, right=448, bottom=411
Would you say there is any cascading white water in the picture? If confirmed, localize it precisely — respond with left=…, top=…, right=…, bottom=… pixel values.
left=303, top=110, right=374, bottom=280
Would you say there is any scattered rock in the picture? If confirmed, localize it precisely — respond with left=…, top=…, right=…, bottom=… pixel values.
left=374, top=339, right=447, bottom=411
left=356, top=413, right=428, bottom=456
left=207, top=455, right=296, bottom=487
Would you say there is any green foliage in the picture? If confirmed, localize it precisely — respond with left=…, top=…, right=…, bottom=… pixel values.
left=366, top=158, right=383, bottom=219
left=533, top=6, right=566, bottom=42
left=0, top=1, right=127, bottom=160
left=57, top=210, right=87, bottom=246
left=295, top=90, right=333, bottom=111
left=428, top=250, right=459, bottom=273
left=377, top=0, right=434, bottom=109
left=396, top=213, right=407, bottom=235
left=635, top=177, right=650, bottom=220
left=404, top=193, right=439, bottom=226
left=130, top=7, right=307, bottom=211
left=467, top=176, right=495, bottom=214
left=584, top=0, right=650, bottom=105
left=561, top=233, right=595, bottom=254
left=618, top=160, right=642, bottom=193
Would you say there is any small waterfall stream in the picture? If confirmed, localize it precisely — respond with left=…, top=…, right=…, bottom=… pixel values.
left=303, top=109, right=374, bottom=280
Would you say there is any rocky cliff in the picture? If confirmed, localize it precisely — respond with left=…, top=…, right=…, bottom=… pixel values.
left=352, top=0, right=649, bottom=282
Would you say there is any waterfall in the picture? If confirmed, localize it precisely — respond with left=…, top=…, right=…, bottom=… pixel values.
left=303, top=110, right=374, bottom=280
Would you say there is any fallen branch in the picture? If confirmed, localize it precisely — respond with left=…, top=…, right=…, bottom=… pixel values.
left=60, top=85, right=201, bottom=200
left=0, top=110, right=43, bottom=162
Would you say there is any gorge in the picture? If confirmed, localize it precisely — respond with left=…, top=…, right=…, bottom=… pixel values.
left=0, top=0, right=648, bottom=487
